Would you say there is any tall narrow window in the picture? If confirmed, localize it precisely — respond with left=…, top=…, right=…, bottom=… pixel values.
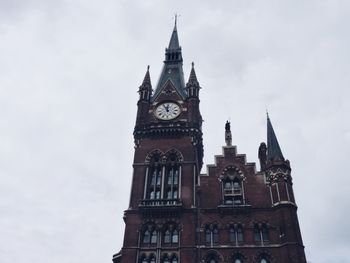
left=164, top=229, right=171, bottom=244
left=229, top=225, right=244, bottom=244
left=163, top=224, right=179, bottom=245
left=150, top=230, right=157, bottom=244
left=146, top=154, right=163, bottom=205
left=205, top=224, right=219, bottom=246
left=165, top=163, right=179, bottom=202
left=222, top=169, right=244, bottom=205
left=142, top=230, right=151, bottom=244
left=254, top=224, right=269, bottom=244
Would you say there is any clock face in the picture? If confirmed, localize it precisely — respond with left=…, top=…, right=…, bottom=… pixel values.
left=154, top=102, right=181, bottom=120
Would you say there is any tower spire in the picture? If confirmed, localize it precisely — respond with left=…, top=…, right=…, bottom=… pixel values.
left=152, top=21, right=186, bottom=101
left=138, top=65, right=152, bottom=102
left=267, top=113, right=284, bottom=161
left=168, top=16, right=180, bottom=50
left=142, top=65, right=151, bottom=87
left=188, top=62, right=199, bottom=85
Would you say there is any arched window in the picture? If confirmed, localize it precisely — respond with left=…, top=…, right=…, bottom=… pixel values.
left=164, top=229, right=171, bottom=243
left=149, top=255, right=156, bottom=263
left=222, top=169, right=244, bottom=205
left=142, top=230, right=151, bottom=244
left=163, top=224, right=179, bottom=245
left=146, top=154, right=162, bottom=204
left=205, top=224, right=219, bottom=246
left=254, top=224, right=269, bottom=244
left=162, top=254, right=178, bottom=263
left=150, top=230, right=157, bottom=244
left=171, top=255, right=178, bottom=263
left=163, top=255, right=170, bottom=263
left=260, top=259, right=268, bottom=263
left=165, top=153, right=180, bottom=202
left=229, top=224, right=244, bottom=244
left=232, top=253, right=244, bottom=263
left=142, top=224, right=158, bottom=245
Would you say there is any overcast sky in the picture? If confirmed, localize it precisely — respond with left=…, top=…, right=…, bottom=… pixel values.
left=1, top=1, right=350, bottom=263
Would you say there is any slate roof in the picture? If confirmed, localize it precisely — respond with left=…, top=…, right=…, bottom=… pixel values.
left=152, top=22, right=187, bottom=101
left=267, top=114, right=285, bottom=161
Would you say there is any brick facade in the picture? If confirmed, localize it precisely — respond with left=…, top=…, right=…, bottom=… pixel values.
left=113, top=23, right=307, bottom=263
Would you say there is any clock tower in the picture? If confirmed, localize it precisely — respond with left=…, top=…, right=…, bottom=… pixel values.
left=113, top=22, right=307, bottom=263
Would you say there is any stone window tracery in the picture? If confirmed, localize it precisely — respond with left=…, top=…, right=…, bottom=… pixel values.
left=229, top=224, right=244, bottom=245
left=205, top=224, right=219, bottom=246
left=254, top=223, right=269, bottom=245
left=221, top=167, right=244, bottom=205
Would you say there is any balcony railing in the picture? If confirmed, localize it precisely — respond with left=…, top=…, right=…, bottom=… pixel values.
left=138, top=199, right=183, bottom=217
left=139, top=198, right=182, bottom=207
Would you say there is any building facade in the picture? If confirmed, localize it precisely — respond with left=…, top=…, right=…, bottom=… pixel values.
left=113, top=23, right=307, bottom=263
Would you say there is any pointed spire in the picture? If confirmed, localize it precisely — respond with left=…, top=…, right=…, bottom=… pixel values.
left=168, top=15, right=180, bottom=50
left=138, top=65, right=152, bottom=102
left=152, top=20, right=186, bottom=101
left=267, top=113, right=284, bottom=161
left=188, top=62, right=199, bottom=85
left=142, top=65, right=151, bottom=87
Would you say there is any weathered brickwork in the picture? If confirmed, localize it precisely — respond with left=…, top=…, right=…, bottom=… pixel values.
left=113, top=23, right=306, bottom=263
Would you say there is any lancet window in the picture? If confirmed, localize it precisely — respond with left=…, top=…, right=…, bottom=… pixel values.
left=141, top=224, right=158, bottom=245
left=205, top=224, right=219, bottom=246
left=146, top=154, right=162, bottom=201
left=163, top=223, right=179, bottom=245
left=254, top=223, right=269, bottom=245
left=229, top=224, right=244, bottom=244
left=144, top=150, right=182, bottom=205
left=165, top=153, right=180, bottom=202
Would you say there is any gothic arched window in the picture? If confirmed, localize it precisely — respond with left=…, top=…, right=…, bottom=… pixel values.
left=205, top=224, right=219, bottom=246
left=150, top=230, right=157, bottom=244
left=254, top=223, right=269, bottom=244
left=162, top=254, right=178, bottom=263
left=229, top=224, right=244, bottom=244
left=141, top=224, right=157, bottom=245
left=149, top=255, right=156, bottom=263
left=163, top=224, right=179, bottom=245
left=222, top=168, right=244, bottom=205
left=146, top=154, right=163, bottom=204
left=142, top=230, right=151, bottom=244
left=165, top=153, right=180, bottom=203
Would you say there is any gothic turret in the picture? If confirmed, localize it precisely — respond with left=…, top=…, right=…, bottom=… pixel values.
left=138, top=65, right=152, bottom=102
left=186, top=62, right=200, bottom=98
left=135, top=66, right=152, bottom=127
left=264, top=114, right=295, bottom=206
left=267, top=113, right=285, bottom=163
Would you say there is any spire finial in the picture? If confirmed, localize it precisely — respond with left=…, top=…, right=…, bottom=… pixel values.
left=147, top=65, right=150, bottom=71
left=191, top=61, right=194, bottom=68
